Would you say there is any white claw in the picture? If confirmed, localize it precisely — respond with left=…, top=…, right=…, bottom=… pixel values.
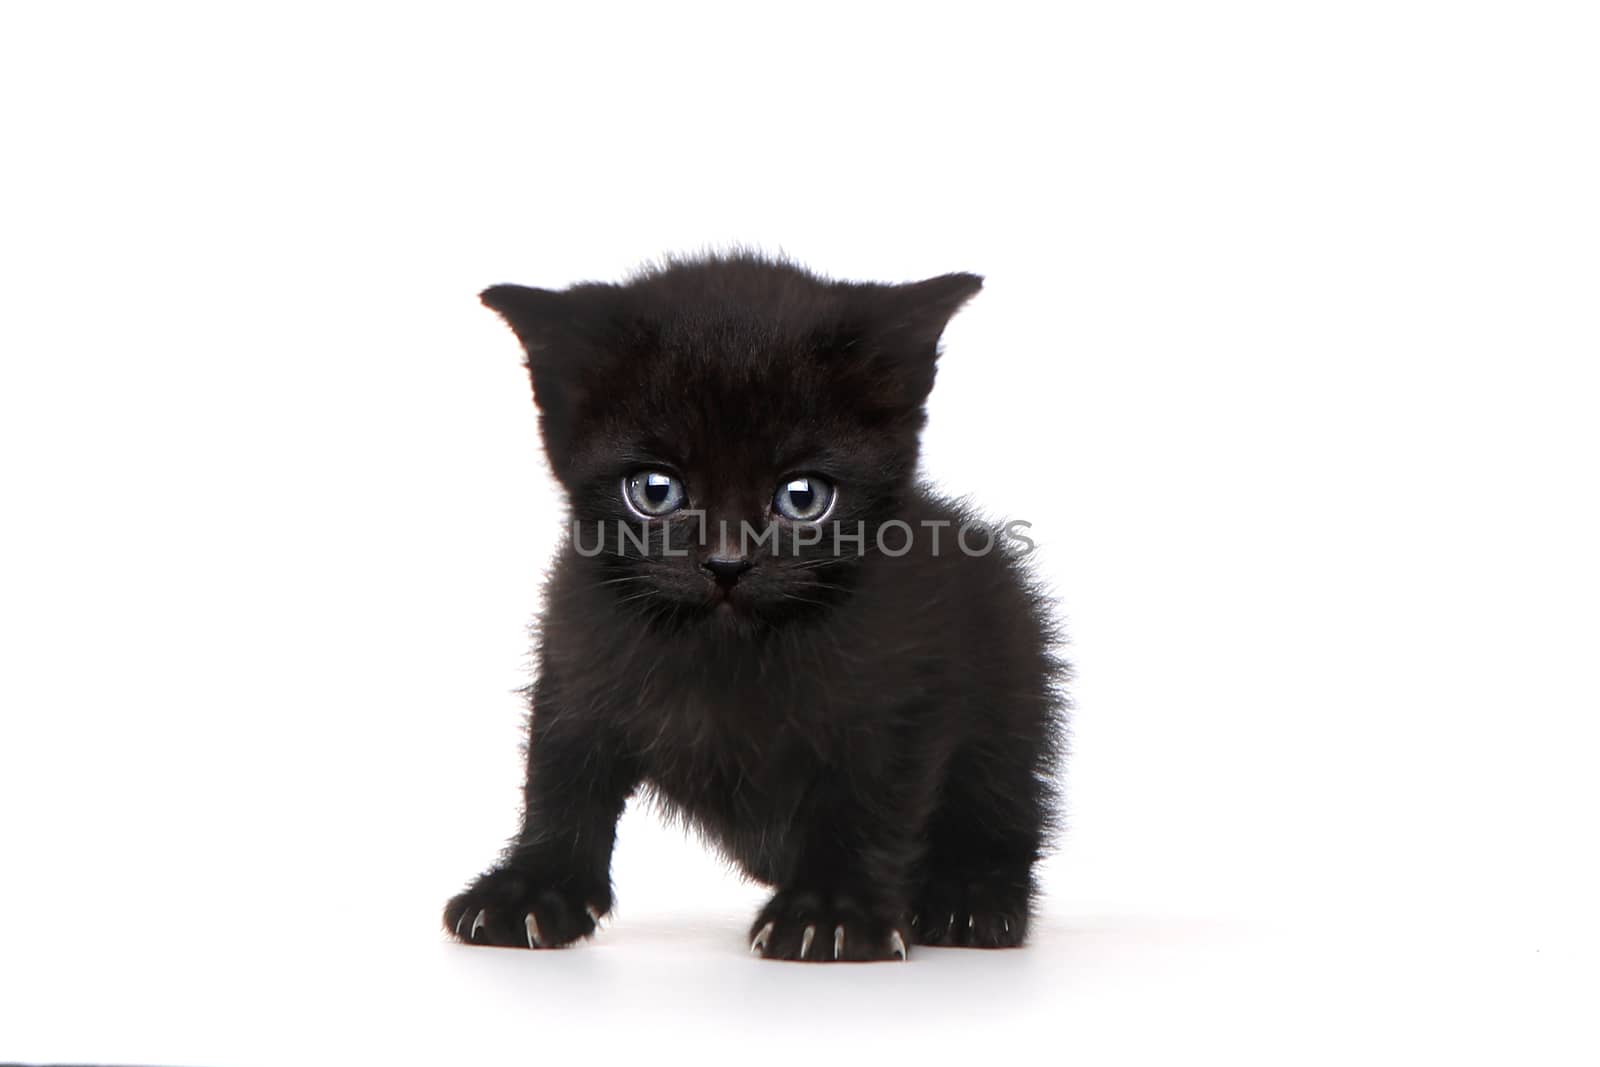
left=454, top=909, right=470, bottom=938
left=1003, top=917, right=1011, bottom=933
left=890, top=930, right=908, bottom=960
left=525, top=913, right=542, bottom=948
left=833, top=924, right=845, bottom=960
left=470, top=909, right=486, bottom=940
left=969, top=915, right=976, bottom=930
left=586, top=905, right=603, bottom=925
left=800, top=925, right=815, bottom=959
left=909, top=914, right=919, bottom=927
left=750, top=921, right=775, bottom=955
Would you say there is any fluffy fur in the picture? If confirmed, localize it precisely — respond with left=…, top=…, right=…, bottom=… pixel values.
left=443, top=252, right=1066, bottom=962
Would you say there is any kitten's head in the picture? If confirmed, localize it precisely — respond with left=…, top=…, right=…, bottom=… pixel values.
left=482, top=253, right=980, bottom=626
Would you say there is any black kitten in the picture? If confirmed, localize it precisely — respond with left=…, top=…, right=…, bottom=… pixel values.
left=443, top=253, right=1065, bottom=962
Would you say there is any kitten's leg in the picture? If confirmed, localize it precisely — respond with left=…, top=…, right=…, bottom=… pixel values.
left=748, top=775, right=924, bottom=963
left=910, top=745, right=1046, bottom=949
left=442, top=677, right=637, bottom=949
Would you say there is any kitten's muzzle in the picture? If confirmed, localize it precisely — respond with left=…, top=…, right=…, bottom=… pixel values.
left=702, top=555, right=754, bottom=587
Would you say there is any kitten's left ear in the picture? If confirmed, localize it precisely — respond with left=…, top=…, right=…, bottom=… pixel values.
left=877, top=272, right=985, bottom=349
left=842, top=272, right=983, bottom=412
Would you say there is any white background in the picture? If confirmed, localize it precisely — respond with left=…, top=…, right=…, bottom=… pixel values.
left=2, top=2, right=1596, bottom=1064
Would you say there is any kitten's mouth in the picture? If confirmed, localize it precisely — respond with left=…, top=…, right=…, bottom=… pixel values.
left=708, top=585, right=748, bottom=615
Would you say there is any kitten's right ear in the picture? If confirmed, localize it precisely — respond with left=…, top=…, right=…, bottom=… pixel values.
left=479, top=283, right=593, bottom=478
left=480, top=284, right=571, bottom=366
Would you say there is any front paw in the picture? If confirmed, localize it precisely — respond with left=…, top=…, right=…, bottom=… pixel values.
left=749, top=889, right=909, bottom=963
left=910, top=877, right=1029, bottom=948
left=442, top=866, right=610, bottom=949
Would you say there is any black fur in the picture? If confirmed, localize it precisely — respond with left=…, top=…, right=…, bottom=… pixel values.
left=443, top=252, right=1066, bottom=962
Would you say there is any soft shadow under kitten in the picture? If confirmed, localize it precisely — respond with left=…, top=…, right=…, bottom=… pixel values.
left=443, top=253, right=1065, bottom=962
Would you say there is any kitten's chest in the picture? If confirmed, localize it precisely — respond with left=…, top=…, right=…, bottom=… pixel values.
left=627, top=654, right=817, bottom=773
left=610, top=634, right=830, bottom=827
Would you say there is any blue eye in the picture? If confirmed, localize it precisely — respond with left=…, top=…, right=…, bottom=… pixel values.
left=773, top=475, right=835, bottom=522
left=624, top=470, right=686, bottom=517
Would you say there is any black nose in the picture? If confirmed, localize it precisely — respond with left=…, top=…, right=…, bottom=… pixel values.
left=702, top=556, right=753, bottom=585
